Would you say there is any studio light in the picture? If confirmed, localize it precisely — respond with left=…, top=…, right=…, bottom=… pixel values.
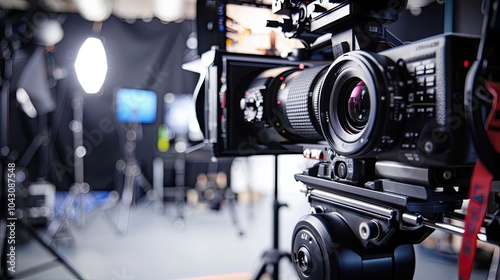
left=16, top=46, right=56, bottom=118
left=33, top=18, right=64, bottom=47
left=16, top=88, right=37, bottom=118
left=154, top=0, right=185, bottom=22
left=75, top=37, right=108, bottom=94
left=74, top=0, right=113, bottom=22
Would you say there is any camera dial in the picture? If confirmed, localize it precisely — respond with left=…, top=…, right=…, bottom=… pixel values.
left=241, top=87, right=264, bottom=122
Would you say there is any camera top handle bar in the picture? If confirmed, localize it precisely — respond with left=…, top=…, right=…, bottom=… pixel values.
left=268, top=0, right=405, bottom=59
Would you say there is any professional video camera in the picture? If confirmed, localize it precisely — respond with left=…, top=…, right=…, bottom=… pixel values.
left=187, top=0, right=500, bottom=279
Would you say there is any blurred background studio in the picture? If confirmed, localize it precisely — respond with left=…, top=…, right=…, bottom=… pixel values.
left=0, top=0, right=497, bottom=279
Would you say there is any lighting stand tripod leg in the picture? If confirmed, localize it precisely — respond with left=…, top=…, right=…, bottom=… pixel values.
left=226, top=189, right=244, bottom=236
left=253, top=249, right=292, bottom=280
left=43, top=184, right=81, bottom=246
left=117, top=168, right=136, bottom=234
left=1, top=218, right=10, bottom=279
left=16, top=219, right=84, bottom=279
left=172, top=152, right=186, bottom=229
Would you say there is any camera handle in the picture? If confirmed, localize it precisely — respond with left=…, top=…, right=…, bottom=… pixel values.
left=268, top=0, right=404, bottom=60
left=461, top=0, right=500, bottom=279
left=252, top=155, right=292, bottom=280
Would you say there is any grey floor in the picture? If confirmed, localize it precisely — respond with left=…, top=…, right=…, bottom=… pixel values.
left=8, top=156, right=497, bottom=280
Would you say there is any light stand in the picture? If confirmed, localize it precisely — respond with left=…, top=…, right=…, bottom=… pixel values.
left=116, top=121, right=155, bottom=234
left=161, top=90, right=242, bottom=232
left=172, top=134, right=188, bottom=229
left=0, top=19, right=83, bottom=280
left=44, top=98, right=120, bottom=245
left=162, top=93, right=194, bottom=229
left=44, top=29, right=118, bottom=242
left=112, top=87, right=159, bottom=234
left=253, top=155, right=291, bottom=280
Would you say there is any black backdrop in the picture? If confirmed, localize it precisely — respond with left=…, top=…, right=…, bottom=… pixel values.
left=9, top=14, right=199, bottom=191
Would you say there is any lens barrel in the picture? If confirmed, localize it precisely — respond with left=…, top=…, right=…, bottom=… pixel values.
left=275, top=65, right=328, bottom=141
left=242, top=65, right=328, bottom=143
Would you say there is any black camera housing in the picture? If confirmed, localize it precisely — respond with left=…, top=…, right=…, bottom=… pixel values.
left=196, top=34, right=479, bottom=173
left=319, top=34, right=479, bottom=169
left=187, top=1, right=500, bottom=279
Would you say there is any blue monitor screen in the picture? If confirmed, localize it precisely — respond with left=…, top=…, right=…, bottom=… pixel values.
left=116, top=88, right=157, bottom=124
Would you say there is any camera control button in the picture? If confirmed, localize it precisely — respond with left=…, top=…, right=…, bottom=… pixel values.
left=424, top=141, right=435, bottom=154
left=359, top=220, right=380, bottom=240
left=426, top=107, right=434, bottom=117
left=425, top=63, right=435, bottom=74
left=416, top=65, right=425, bottom=75
left=336, top=162, right=348, bottom=179
left=425, top=76, right=435, bottom=87
left=406, top=107, right=415, bottom=117
left=417, top=77, right=425, bottom=87
left=408, top=93, right=414, bottom=102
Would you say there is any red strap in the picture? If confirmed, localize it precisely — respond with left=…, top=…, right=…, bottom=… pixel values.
left=458, top=81, right=500, bottom=280
left=458, top=160, right=493, bottom=280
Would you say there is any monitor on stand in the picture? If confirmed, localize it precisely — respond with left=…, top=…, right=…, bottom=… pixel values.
left=114, top=87, right=158, bottom=234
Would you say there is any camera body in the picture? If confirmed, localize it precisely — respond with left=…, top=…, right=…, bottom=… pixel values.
left=196, top=33, right=479, bottom=185
left=320, top=34, right=479, bottom=169
left=187, top=1, right=500, bottom=279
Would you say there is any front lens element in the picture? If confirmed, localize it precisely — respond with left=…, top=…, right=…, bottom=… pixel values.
left=346, top=80, right=370, bottom=132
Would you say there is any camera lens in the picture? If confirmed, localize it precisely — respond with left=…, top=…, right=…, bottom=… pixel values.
left=319, top=51, right=404, bottom=157
left=242, top=65, right=328, bottom=143
left=345, top=80, right=370, bottom=132
left=274, top=65, right=328, bottom=142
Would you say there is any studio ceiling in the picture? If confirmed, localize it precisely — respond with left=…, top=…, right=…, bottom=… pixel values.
left=0, top=0, right=197, bottom=21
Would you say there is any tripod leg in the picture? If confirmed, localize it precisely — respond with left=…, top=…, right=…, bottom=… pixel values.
left=1, top=218, right=12, bottom=279
left=252, top=155, right=291, bottom=280
left=253, top=262, right=268, bottom=280
left=134, top=172, right=158, bottom=208
left=18, top=219, right=84, bottom=279
left=225, top=189, right=244, bottom=236
left=117, top=170, right=135, bottom=234
left=253, top=249, right=291, bottom=280
left=43, top=185, right=80, bottom=245
left=172, top=186, right=186, bottom=231
left=172, top=153, right=186, bottom=230
left=152, top=157, right=165, bottom=213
